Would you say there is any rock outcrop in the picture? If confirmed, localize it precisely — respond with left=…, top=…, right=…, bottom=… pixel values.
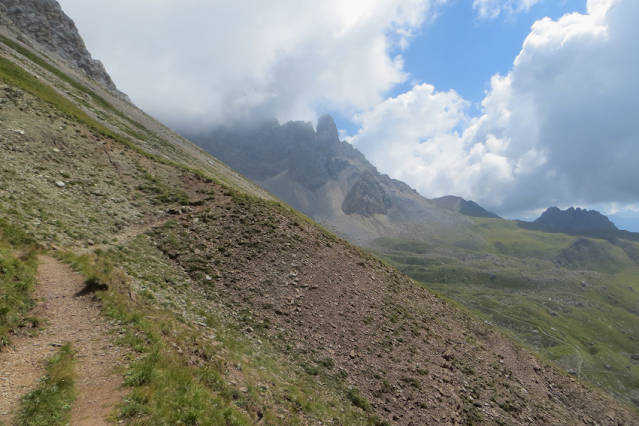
left=0, top=0, right=126, bottom=99
left=534, top=206, right=618, bottom=231
left=342, top=171, right=392, bottom=216
left=188, top=114, right=366, bottom=192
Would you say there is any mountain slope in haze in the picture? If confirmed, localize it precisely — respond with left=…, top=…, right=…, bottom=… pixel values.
left=534, top=206, right=618, bottom=231
left=432, top=195, right=501, bottom=219
left=185, top=115, right=470, bottom=245
left=1, top=4, right=639, bottom=425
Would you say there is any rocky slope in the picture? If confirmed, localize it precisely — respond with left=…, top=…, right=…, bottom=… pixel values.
left=185, top=115, right=469, bottom=245
left=1, top=6, right=638, bottom=425
left=0, top=0, right=127, bottom=99
left=534, top=207, right=618, bottom=231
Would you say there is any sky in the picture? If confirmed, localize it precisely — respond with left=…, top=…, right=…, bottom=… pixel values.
left=56, top=0, right=639, bottom=224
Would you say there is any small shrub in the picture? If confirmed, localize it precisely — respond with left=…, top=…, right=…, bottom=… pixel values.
left=346, top=388, right=372, bottom=412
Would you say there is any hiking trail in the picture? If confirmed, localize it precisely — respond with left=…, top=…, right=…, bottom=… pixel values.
left=0, top=255, right=128, bottom=425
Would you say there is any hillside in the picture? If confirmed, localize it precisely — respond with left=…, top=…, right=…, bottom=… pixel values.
left=369, top=217, right=639, bottom=408
left=186, top=95, right=639, bottom=408
left=1, top=2, right=638, bottom=425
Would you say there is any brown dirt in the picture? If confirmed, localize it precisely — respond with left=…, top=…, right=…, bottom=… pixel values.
left=145, top=195, right=639, bottom=426
left=0, top=255, right=128, bottom=425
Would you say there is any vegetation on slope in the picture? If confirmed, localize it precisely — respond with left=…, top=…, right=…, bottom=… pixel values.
left=55, top=233, right=374, bottom=425
left=371, top=217, right=639, bottom=407
left=0, top=221, right=39, bottom=348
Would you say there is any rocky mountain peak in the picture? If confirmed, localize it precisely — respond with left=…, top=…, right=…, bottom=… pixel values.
left=281, top=120, right=315, bottom=141
left=0, top=0, right=127, bottom=99
left=534, top=206, right=618, bottom=231
left=316, top=113, right=339, bottom=141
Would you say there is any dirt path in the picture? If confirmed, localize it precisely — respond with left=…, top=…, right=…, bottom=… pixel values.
left=80, top=205, right=210, bottom=255
left=0, top=255, right=128, bottom=425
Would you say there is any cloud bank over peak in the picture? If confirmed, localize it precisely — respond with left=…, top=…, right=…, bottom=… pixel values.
left=351, top=0, right=639, bottom=217
left=58, top=0, right=446, bottom=130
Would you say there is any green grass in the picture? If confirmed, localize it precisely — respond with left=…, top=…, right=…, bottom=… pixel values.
left=0, top=221, right=39, bottom=348
left=0, top=34, right=149, bottom=135
left=1, top=40, right=272, bottom=205
left=55, top=240, right=372, bottom=425
left=14, top=344, right=76, bottom=426
left=0, top=54, right=209, bottom=183
left=0, top=53, right=146, bottom=154
left=371, top=221, right=639, bottom=407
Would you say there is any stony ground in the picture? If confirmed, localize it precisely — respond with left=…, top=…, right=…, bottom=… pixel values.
left=0, top=256, right=127, bottom=425
left=144, top=192, right=639, bottom=425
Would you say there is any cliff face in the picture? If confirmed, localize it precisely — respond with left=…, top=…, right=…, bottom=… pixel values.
left=0, top=0, right=125, bottom=98
left=534, top=206, right=618, bottom=231
left=342, top=170, right=393, bottom=216
left=187, top=114, right=368, bottom=191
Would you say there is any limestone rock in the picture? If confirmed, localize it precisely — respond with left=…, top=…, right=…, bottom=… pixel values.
left=185, top=114, right=368, bottom=192
left=342, top=171, right=392, bottom=217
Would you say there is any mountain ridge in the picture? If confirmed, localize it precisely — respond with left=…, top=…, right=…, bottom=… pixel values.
left=432, top=195, right=501, bottom=219
left=534, top=206, right=618, bottom=231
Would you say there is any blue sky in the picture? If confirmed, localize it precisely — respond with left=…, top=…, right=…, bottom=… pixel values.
left=397, top=0, right=588, bottom=101
left=334, top=0, right=589, bottom=137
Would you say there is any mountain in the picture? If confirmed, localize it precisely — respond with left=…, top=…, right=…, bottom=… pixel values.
left=534, top=207, right=618, bottom=231
left=185, top=115, right=471, bottom=245
left=0, top=0, right=128, bottom=100
left=432, top=195, right=501, bottom=218
left=1, top=2, right=638, bottom=425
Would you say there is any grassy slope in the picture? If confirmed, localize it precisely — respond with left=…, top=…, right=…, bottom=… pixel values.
left=371, top=217, right=639, bottom=406
left=1, top=28, right=638, bottom=425
left=55, top=245, right=371, bottom=425
left=0, top=221, right=39, bottom=348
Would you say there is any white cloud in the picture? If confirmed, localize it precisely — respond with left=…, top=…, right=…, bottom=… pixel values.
left=57, top=0, right=445, bottom=130
left=473, top=0, right=544, bottom=19
left=352, top=0, right=639, bottom=216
